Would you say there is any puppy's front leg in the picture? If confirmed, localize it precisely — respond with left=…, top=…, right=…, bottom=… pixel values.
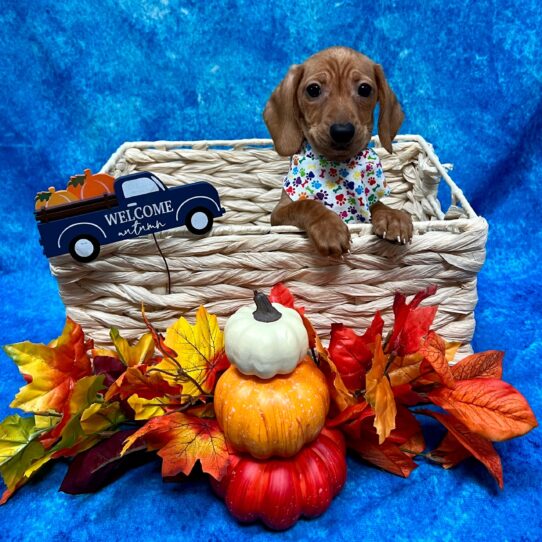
left=370, top=201, right=413, bottom=244
left=271, top=190, right=351, bottom=257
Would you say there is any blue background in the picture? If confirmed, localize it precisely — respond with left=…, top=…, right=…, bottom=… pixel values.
left=1, top=0, right=541, bottom=540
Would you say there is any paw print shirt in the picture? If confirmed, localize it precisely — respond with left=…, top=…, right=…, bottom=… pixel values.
left=283, top=141, right=390, bottom=223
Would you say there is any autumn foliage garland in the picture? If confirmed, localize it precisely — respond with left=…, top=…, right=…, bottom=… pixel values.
left=0, top=285, right=537, bottom=506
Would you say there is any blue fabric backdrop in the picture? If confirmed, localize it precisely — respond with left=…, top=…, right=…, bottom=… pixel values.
left=0, top=1, right=541, bottom=540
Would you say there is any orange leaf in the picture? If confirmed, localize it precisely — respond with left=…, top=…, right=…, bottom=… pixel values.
left=4, top=319, right=92, bottom=414
left=365, top=335, right=397, bottom=444
left=121, top=412, right=231, bottom=480
left=388, top=353, right=423, bottom=387
left=104, top=366, right=182, bottom=402
left=388, top=405, right=425, bottom=456
left=428, top=378, right=538, bottom=441
left=422, top=410, right=504, bottom=489
left=349, top=430, right=418, bottom=478
left=419, top=331, right=456, bottom=389
left=427, top=432, right=471, bottom=469
left=451, top=351, right=504, bottom=380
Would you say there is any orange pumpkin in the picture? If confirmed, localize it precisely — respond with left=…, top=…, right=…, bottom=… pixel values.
left=214, top=356, right=330, bottom=459
left=66, top=168, right=115, bottom=200
left=34, top=186, right=79, bottom=210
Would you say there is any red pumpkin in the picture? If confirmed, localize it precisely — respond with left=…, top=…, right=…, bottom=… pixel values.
left=211, top=428, right=347, bottom=530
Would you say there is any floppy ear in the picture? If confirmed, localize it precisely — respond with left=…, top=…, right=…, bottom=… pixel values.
left=374, top=64, right=404, bottom=154
left=263, top=64, right=305, bottom=156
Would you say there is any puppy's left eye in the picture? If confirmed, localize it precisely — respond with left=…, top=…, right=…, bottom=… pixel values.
left=358, top=83, right=372, bottom=97
left=306, top=84, right=321, bottom=98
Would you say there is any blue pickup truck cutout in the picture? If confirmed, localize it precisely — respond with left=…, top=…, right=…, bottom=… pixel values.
left=35, top=172, right=225, bottom=262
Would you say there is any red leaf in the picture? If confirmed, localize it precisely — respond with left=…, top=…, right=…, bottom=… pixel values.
left=328, top=314, right=384, bottom=392
left=269, top=283, right=297, bottom=310
left=451, top=351, right=504, bottom=380
left=392, top=383, right=427, bottom=406
left=326, top=401, right=371, bottom=429
left=419, top=331, right=456, bottom=389
left=428, top=378, right=538, bottom=441
left=387, top=286, right=438, bottom=356
left=59, top=429, right=150, bottom=494
left=422, top=410, right=504, bottom=489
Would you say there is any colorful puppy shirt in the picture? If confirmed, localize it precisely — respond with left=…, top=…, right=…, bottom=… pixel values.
left=283, top=141, right=390, bottom=223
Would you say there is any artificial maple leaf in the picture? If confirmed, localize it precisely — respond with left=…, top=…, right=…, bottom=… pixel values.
left=80, top=402, right=125, bottom=435
left=418, top=331, right=456, bottom=389
left=365, top=335, right=397, bottom=444
left=39, top=375, right=106, bottom=449
left=386, top=285, right=438, bottom=356
left=60, top=429, right=150, bottom=494
left=428, top=378, right=538, bottom=441
left=152, top=306, right=228, bottom=398
left=104, top=365, right=182, bottom=402
left=450, top=350, right=504, bottom=381
left=422, top=410, right=504, bottom=488
left=0, top=415, right=51, bottom=504
left=121, top=411, right=231, bottom=480
left=328, top=314, right=383, bottom=391
left=127, top=395, right=179, bottom=420
left=4, top=318, right=92, bottom=414
left=109, top=328, right=156, bottom=367
left=92, top=355, right=126, bottom=387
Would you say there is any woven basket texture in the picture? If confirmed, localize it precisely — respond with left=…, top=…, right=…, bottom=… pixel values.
left=48, top=135, right=487, bottom=356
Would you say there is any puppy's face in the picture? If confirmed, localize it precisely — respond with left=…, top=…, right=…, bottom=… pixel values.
left=264, top=47, right=404, bottom=160
left=297, top=49, right=378, bottom=161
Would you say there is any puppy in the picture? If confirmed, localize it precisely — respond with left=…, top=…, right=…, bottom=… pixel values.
left=264, top=46, right=413, bottom=257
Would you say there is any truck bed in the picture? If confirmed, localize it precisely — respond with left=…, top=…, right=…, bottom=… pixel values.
left=35, top=193, right=118, bottom=223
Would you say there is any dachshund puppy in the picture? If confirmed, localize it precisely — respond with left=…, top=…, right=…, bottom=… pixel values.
left=264, top=46, right=413, bottom=257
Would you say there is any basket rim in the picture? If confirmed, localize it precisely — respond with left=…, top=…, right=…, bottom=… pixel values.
left=100, top=134, right=479, bottom=233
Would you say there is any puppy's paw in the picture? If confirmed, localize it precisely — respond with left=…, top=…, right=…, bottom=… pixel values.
left=372, top=206, right=413, bottom=245
left=306, top=210, right=351, bottom=257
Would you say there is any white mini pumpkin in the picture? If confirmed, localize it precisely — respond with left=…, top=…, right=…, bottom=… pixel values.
left=224, top=291, right=309, bottom=379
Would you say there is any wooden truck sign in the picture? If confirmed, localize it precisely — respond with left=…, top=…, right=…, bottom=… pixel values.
left=35, top=171, right=225, bottom=262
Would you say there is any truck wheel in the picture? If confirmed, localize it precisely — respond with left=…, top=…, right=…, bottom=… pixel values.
left=69, top=235, right=100, bottom=263
left=185, top=207, right=213, bottom=235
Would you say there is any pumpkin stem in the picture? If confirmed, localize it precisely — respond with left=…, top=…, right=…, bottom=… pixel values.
left=253, top=291, right=282, bottom=323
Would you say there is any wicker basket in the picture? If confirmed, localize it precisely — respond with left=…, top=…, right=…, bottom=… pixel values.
left=48, top=135, right=487, bottom=356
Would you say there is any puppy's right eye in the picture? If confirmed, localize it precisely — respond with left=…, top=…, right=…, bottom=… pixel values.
left=306, top=84, right=321, bottom=98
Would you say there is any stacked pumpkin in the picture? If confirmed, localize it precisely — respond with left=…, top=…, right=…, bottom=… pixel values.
left=212, top=292, right=347, bottom=530
left=35, top=169, right=115, bottom=210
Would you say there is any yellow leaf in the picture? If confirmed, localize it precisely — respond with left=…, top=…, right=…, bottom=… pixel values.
left=365, top=335, right=397, bottom=444
left=388, top=353, right=423, bottom=387
left=110, top=328, right=155, bottom=367
left=0, top=415, right=50, bottom=504
left=80, top=402, right=125, bottom=435
left=156, top=306, right=224, bottom=397
left=128, top=395, right=175, bottom=420
left=4, top=319, right=92, bottom=414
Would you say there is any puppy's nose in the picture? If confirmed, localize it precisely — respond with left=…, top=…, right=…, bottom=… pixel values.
left=330, top=123, right=355, bottom=145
